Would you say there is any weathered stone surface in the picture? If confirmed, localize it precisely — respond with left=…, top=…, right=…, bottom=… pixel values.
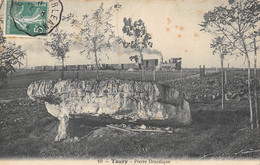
left=27, top=78, right=192, bottom=141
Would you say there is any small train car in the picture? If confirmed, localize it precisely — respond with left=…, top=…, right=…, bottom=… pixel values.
left=161, top=58, right=182, bottom=70
left=54, top=65, right=63, bottom=71
left=78, top=65, right=87, bottom=70
left=34, top=66, right=44, bottom=71
left=66, top=65, right=78, bottom=71
left=122, top=63, right=139, bottom=70
left=43, top=66, right=54, bottom=71
left=143, top=59, right=159, bottom=69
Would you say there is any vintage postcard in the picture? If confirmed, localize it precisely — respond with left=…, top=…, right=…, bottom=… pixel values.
left=0, top=0, right=260, bottom=164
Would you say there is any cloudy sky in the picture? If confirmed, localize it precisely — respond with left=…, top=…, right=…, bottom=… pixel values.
left=2, top=0, right=260, bottom=68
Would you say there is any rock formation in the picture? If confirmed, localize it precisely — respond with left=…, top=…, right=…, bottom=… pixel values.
left=27, top=78, right=192, bottom=141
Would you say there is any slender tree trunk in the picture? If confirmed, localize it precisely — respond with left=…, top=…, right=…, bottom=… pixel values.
left=220, top=55, right=224, bottom=110
left=225, top=70, right=227, bottom=85
left=93, top=39, right=99, bottom=80
left=140, top=51, right=145, bottom=81
left=239, top=27, right=254, bottom=129
left=253, top=36, right=259, bottom=129
left=237, top=1, right=253, bottom=129
left=61, top=57, right=64, bottom=80
left=141, top=63, right=145, bottom=81
left=246, top=56, right=254, bottom=130
left=94, top=50, right=99, bottom=80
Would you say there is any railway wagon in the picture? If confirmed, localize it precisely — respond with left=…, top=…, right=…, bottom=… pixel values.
left=85, top=64, right=95, bottom=70
left=54, top=65, right=63, bottom=71
left=34, top=66, right=44, bottom=71
left=78, top=65, right=87, bottom=70
left=43, top=66, right=54, bottom=71
left=143, top=59, right=159, bottom=69
left=122, top=63, right=139, bottom=70
left=66, top=65, right=79, bottom=71
left=100, top=64, right=121, bottom=70
left=111, top=64, right=122, bottom=70
left=100, top=64, right=116, bottom=70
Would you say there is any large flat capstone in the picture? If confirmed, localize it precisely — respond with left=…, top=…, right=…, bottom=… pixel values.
left=27, top=78, right=192, bottom=141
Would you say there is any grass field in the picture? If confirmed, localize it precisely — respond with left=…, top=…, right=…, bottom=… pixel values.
left=0, top=69, right=260, bottom=158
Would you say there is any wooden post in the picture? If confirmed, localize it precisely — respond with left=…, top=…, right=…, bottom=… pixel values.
left=224, top=70, right=227, bottom=85
left=76, top=71, right=79, bottom=79
left=121, top=70, right=124, bottom=79
left=203, top=65, right=205, bottom=76
left=181, top=68, right=183, bottom=77
left=153, top=69, right=156, bottom=81
left=199, top=65, right=201, bottom=77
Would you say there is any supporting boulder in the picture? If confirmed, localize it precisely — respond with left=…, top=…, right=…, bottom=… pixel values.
left=27, top=78, right=192, bottom=141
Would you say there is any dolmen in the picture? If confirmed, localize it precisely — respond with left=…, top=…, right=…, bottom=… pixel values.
left=27, top=78, right=192, bottom=141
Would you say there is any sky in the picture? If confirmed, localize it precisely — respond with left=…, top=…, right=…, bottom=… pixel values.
left=1, top=0, right=260, bottom=68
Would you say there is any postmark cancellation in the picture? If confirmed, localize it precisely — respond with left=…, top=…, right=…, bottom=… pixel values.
left=5, top=0, right=63, bottom=37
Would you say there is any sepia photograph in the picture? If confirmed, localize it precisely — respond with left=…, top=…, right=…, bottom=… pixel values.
left=0, top=0, right=260, bottom=163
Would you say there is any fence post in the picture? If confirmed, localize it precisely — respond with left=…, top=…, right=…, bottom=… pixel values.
left=224, top=70, right=227, bottom=85
left=153, top=69, right=156, bottom=81
left=199, top=65, right=201, bottom=77
left=121, top=70, right=124, bottom=79
left=203, top=65, right=205, bottom=76
left=76, top=71, right=79, bottom=79
left=181, top=68, right=183, bottom=77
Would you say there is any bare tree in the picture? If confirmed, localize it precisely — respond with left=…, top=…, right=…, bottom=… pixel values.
left=121, top=18, right=153, bottom=81
left=210, top=37, right=233, bottom=110
left=45, top=28, right=71, bottom=80
left=251, top=28, right=260, bottom=129
left=63, top=3, right=121, bottom=80
left=228, top=0, right=260, bottom=129
left=200, top=7, right=235, bottom=110
left=201, top=0, right=260, bottom=129
left=244, top=0, right=260, bottom=129
left=252, top=29, right=259, bottom=129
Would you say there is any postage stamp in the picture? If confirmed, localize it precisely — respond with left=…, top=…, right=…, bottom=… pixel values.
left=5, top=0, right=63, bottom=36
